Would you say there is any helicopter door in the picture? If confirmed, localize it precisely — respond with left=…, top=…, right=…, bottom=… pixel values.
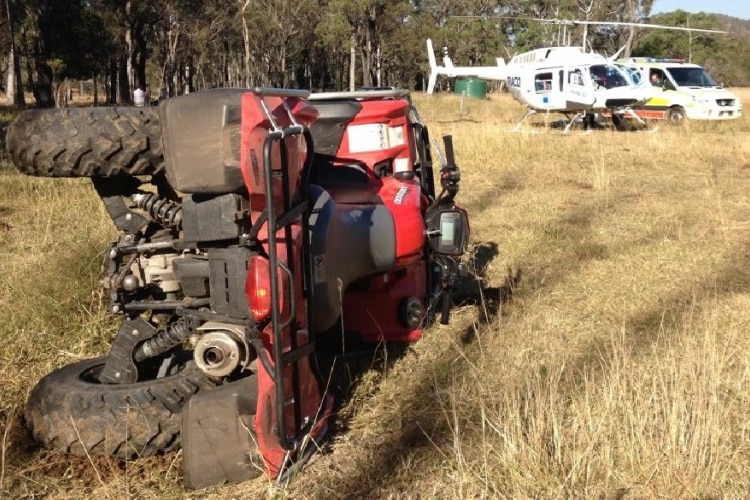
left=562, top=67, right=595, bottom=109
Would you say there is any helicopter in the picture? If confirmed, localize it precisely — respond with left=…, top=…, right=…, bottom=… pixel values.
left=426, top=38, right=507, bottom=95
left=426, top=37, right=653, bottom=132
left=504, top=44, right=656, bottom=132
left=426, top=18, right=727, bottom=132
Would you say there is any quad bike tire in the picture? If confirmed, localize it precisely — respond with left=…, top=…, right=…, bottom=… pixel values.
left=7, top=107, right=164, bottom=178
left=25, top=357, right=219, bottom=459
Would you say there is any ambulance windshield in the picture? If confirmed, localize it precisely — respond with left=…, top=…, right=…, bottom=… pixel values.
left=666, top=67, right=720, bottom=88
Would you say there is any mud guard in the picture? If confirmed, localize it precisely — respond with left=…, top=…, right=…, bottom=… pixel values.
left=182, top=376, right=264, bottom=489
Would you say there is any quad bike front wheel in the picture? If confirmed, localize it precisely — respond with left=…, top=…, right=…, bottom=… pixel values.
left=7, top=107, right=164, bottom=177
left=25, top=356, right=219, bottom=458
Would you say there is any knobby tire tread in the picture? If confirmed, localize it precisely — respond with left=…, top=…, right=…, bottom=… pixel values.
left=25, top=357, right=219, bottom=459
left=7, top=107, right=164, bottom=178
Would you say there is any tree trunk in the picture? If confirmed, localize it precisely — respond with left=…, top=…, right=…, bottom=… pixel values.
left=6, top=49, right=17, bottom=105
left=222, top=39, right=230, bottom=87
left=239, top=0, right=251, bottom=88
left=118, top=52, right=129, bottom=104
left=165, top=28, right=179, bottom=97
left=32, top=67, right=54, bottom=107
left=108, top=57, right=118, bottom=105
left=33, top=3, right=54, bottom=107
left=5, top=0, right=24, bottom=108
left=624, top=25, right=636, bottom=59
left=133, top=25, right=148, bottom=90
left=184, top=56, right=193, bottom=94
left=349, top=34, right=356, bottom=91
left=375, top=41, right=381, bottom=87
left=93, top=74, right=99, bottom=106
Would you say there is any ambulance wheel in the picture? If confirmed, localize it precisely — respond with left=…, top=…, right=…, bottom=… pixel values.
left=667, top=106, right=686, bottom=125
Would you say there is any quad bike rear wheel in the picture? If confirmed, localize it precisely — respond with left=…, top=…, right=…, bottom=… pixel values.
left=25, top=356, right=219, bottom=458
left=7, top=107, right=164, bottom=177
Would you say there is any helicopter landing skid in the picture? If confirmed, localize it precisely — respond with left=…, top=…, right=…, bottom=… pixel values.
left=563, top=112, right=588, bottom=134
left=508, top=109, right=538, bottom=132
left=508, top=109, right=593, bottom=135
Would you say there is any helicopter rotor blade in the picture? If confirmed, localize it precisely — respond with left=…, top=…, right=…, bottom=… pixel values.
left=451, top=16, right=727, bottom=34
left=567, top=19, right=726, bottom=34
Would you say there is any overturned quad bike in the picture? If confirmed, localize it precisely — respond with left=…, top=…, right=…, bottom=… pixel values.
left=7, top=88, right=470, bottom=488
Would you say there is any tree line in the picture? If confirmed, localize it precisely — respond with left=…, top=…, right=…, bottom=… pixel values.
left=0, top=0, right=743, bottom=109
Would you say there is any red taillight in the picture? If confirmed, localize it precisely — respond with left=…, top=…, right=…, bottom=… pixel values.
left=247, top=256, right=272, bottom=320
left=246, top=255, right=287, bottom=322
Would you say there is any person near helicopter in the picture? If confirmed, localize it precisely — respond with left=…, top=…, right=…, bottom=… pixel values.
left=590, top=65, right=607, bottom=89
left=590, top=65, right=629, bottom=90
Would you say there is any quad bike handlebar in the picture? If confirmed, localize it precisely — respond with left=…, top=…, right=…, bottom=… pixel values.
left=432, top=135, right=462, bottom=200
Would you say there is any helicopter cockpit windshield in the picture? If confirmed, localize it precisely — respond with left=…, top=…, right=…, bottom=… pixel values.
left=589, top=64, right=630, bottom=90
left=617, top=64, right=647, bottom=86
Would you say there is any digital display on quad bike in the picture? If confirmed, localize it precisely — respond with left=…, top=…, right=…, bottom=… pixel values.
left=440, top=214, right=456, bottom=244
left=427, top=206, right=469, bottom=256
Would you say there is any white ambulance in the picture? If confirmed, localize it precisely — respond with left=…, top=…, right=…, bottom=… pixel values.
left=618, top=57, right=742, bottom=123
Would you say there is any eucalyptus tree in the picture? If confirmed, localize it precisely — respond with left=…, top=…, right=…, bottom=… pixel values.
left=17, top=0, right=111, bottom=107
left=314, top=0, right=351, bottom=89
left=186, top=0, right=241, bottom=89
left=634, top=11, right=744, bottom=85
left=3, top=0, right=24, bottom=107
left=320, top=0, right=413, bottom=90
left=148, top=0, right=234, bottom=97
left=412, top=0, right=513, bottom=73
left=87, top=0, right=162, bottom=103
left=634, top=10, right=723, bottom=63
left=566, top=0, right=653, bottom=56
left=243, top=0, right=319, bottom=87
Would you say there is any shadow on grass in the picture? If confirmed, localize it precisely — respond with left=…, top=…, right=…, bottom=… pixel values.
left=304, top=241, right=511, bottom=497
left=299, top=189, right=749, bottom=497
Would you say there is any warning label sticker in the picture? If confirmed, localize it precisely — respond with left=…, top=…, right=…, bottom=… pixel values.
left=347, top=124, right=404, bottom=153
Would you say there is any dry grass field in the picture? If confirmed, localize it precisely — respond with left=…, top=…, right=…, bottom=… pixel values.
left=2, top=89, right=750, bottom=498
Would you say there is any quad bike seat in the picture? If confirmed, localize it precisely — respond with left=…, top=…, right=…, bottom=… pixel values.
left=308, top=154, right=383, bottom=205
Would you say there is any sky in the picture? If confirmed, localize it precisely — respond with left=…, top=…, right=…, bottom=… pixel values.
left=653, top=0, right=750, bottom=20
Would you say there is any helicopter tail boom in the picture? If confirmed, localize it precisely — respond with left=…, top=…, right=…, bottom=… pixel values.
left=426, top=38, right=507, bottom=94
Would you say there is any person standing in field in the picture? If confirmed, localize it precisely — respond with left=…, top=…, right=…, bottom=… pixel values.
left=134, top=86, right=146, bottom=106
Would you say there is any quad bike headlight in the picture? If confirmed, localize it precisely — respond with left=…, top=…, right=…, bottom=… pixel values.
left=425, top=202, right=469, bottom=256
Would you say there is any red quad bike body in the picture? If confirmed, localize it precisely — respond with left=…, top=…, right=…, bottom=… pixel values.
left=14, top=87, right=470, bottom=489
